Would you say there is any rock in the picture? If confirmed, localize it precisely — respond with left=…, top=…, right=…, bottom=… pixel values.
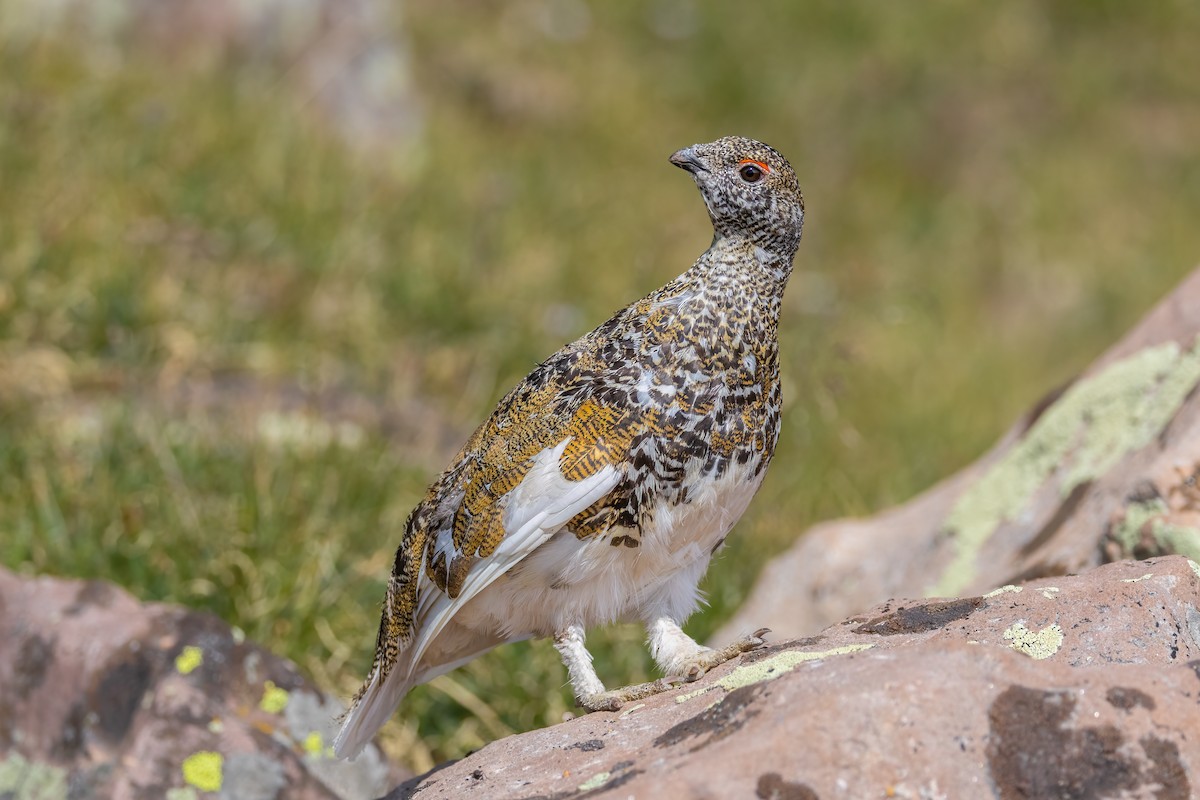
left=715, top=265, right=1200, bottom=645
left=385, top=556, right=1200, bottom=799
left=0, top=0, right=422, bottom=156
left=0, top=567, right=406, bottom=799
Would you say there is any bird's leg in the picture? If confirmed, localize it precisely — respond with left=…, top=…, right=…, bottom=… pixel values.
left=649, top=617, right=769, bottom=682
left=553, top=623, right=606, bottom=698
left=554, top=623, right=682, bottom=712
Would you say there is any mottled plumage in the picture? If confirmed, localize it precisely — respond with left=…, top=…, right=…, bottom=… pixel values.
left=335, top=136, right=805, bottom=758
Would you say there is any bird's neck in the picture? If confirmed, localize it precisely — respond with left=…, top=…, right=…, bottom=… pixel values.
left=706, top=215, right=802, bottom=265
left=647, top=237, right=794, bottom=356
left=694, top=236, right=796, bottom=303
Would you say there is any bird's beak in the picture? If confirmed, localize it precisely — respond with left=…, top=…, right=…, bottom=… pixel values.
left=669, top=147, right=708, bottom=175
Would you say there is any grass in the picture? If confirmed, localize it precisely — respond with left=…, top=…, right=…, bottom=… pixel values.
left=3, top=0, right=1200, bottom=773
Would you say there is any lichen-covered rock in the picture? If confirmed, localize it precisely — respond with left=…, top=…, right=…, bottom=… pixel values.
left=0, top=568, right=404, bottom=800
left=716, top=265, right=1200, bottom=645
left=385, top=556, right=1200, bottom=799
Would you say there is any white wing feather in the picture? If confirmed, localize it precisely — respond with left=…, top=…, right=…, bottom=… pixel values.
left=334, top=437, right=618, bottom=759
left=407, top=437, right=618, bottom=671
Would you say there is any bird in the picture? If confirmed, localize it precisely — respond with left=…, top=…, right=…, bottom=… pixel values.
left=334, top=135, right=805, bottom=759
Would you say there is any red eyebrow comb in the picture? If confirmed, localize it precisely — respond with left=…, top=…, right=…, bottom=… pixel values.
left=738, top=159, right=771, bottom=172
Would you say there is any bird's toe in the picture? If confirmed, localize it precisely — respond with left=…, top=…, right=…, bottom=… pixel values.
left=577, top=692, right=625, bottom=713
left=577, top=676, right=685, bottom=712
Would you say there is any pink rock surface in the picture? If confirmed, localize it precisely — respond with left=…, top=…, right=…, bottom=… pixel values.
left=387, top=556, right=1200, bottom=799
left=0, top=568, right=404, bottom=799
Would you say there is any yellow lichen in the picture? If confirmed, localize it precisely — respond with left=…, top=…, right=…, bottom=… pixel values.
left=302, top=731, right=324, bottom=756
left=259, top=680, right=290, bottom=714
left=175, top=645, right=203, bottom=675
left=984, top=585, right=1022, bottom=598
left=675, top=644, right=873, bottom=703
left=577, top=772, right=611, bottom=791
left=1003, top=622, right=1064, bottom=660
left=181, top=751, right=223, bottom=792
left=1121, top=574, right=1154, bottom=583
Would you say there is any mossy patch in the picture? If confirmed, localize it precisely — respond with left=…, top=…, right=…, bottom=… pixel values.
left=578, top=771, right=610, bottom=791
left=935, top=338, right=1200, bottom=597
left=181, top=751, right=223, bottom=792
left=675, top=644, right=873, bottom=703
left=302, top=730, right=325, bottom=757
left=259, top=680, right=290, bottom=714
left=1151, top=524, right=1200, bottom=562
left=1004, top=622, right=1064, bottom=660
left=0, top=753, right=68, bottom=800
left=175, top=645, right=204, bottom=675
left=1111, top=499, right=1200, bottom=561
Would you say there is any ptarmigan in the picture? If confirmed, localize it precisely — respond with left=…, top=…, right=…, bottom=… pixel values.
left=335, top=135, right=805, bottom=758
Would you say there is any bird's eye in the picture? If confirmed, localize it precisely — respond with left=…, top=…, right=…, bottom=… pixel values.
left=738, top=162, right=766, bottom=183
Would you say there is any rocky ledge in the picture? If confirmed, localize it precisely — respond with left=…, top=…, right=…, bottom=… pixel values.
left=389, top=555, right=1200, bottom=799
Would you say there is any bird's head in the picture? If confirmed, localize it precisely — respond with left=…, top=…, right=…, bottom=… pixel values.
left=670, top=136, right=804, bottom=257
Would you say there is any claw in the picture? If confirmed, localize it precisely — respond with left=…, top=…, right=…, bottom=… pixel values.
left=742, top=628, right=770, bottom=649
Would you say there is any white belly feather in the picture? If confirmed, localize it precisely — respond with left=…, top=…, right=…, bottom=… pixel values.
left=451, top=459, right=765, bottom=642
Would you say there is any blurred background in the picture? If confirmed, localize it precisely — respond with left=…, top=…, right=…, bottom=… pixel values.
left=2, top=0, right=1199, bottom=772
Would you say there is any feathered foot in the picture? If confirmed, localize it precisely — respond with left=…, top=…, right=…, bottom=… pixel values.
left=677, top=627, right=770, bottom=681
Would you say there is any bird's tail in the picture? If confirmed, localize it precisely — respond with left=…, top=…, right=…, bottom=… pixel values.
left=333, top=665, right=416, bottom=760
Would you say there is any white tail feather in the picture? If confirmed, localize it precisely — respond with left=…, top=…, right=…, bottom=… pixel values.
left=333, top=666, right=415, bottom=760
left=333, top=646, right=501, bottom=759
